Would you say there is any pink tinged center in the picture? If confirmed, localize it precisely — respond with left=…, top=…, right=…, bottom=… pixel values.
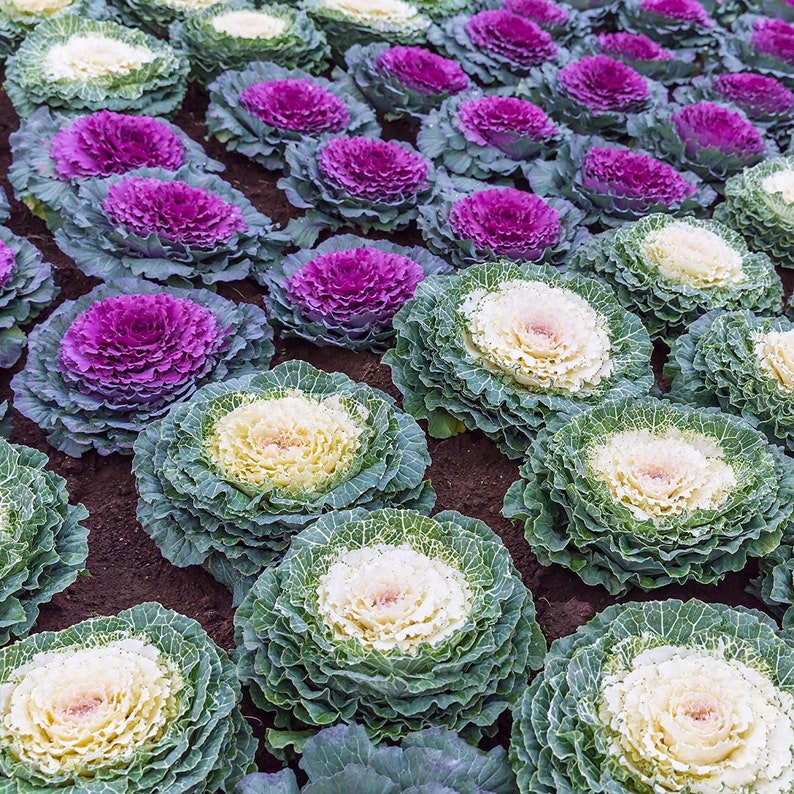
left=63, top=696, right=104, bottom=719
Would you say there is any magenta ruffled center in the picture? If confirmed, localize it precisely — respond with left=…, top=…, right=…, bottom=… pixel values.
left=50, top=111, right=185, bottom=180
left=376, top=45, right=469, bottom=95
left=713, top=72, right=794, bottom=115
left=457, top=95, right=558, bottom=147
left=504, top=0, right=569, bottom=27
left=102, top=178, right=248, bottom=247
left=286, top=248, right=425, bottom=322
left=597, top=31, right=673, bottom=61
left=639, top=0, right=712, bottom=25
left=318, top=137, right=429, bottom=201
left=559, top=55, right=649, bottom=111
left=0, top=242, right=15, bottom=288
left=239, top=79, right=350, bottom=133
left=751, top=18, right=794, bottom=66
left=466, top=9, right=557, bottom=66
left=449, top=188, right=562, bottom=259
left=672, top=102, right=767, bottom=156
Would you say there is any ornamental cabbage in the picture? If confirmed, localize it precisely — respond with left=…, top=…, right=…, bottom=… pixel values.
left=383, top=261, right=653, bottom=457
left=11, top=279, right=274, bottom=457
left=0, top=227, right=59, bottom=368
left=0, top=602, right=256, bottom=791
left=722, top=15, right=794, bottom=84
left=206, top=62, right=378, bottom=171
left=511, top=599, right=794, bottom=794
left=235, top=723, right=516, bottom=794
left=52, top=166, right=279, bottom=286
left=340, top=42, right=470, bottom=121
left=568, top=213, right=783, bottom=340
left=617, top=0, right=718, bottom=49
left=9, top=107, right=223, bottom=225
left=133, top=360, right=435, bottom=603
left=503, top=396, right=794, bottom=594
left=235, top=507, right=545, bottom=753
left=0, top=437, right=88, bottom=645
left=714, top=155, right=794, bottom=268
left=169, top=1, right=331, bottom=85
left=4, top=16, right=189, bottom=118
left=259, top=234, right=451, bottom=352
left=501, top=0, right=588, bottom=45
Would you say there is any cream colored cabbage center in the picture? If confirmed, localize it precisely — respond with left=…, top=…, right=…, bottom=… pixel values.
left=321, top=0, right=420, bottom=23
left=589, top=427, right=736, bottom=521
left=600, top=644, right=794, bottom=793
left=1, top=0, right=72, bottom=16
left=206, top=392, right=365, bottom=491
left=0, top=639, right=179, bottom=775
left=211, top=10, right=287, bottom=38
left=763, top=169, right=794, bottom=204
left=640, top=222, right=745, bottom=288
left=316, top=543, right=472, bottom=653
left=43, top=34, right=156, bottom=81
left=460, top=280, right=613, bottom=393
left=755, top=329, right=794, bottom=393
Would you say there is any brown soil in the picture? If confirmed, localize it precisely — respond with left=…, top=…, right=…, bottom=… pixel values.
left=0, top=76, right=782, bottom=773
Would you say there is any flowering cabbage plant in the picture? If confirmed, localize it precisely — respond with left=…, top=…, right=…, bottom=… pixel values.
left=504, top=396, right=794, bottom=595
left=499, top=0, right=588, bottom=44
left=617, top=0, right=719, bottom=49
left=133, top=361, right=435, bottom=603
left=714, top=155, right=794, bottom=267
left=53, top=166, right=279, bottom=285
left=722, top=15, right=794, bottom=84
left=0, top=602, right=256, bottom=791
left=569, top=214, right=783, bottom=340
left=169, top=1, right=331, bottom=85
left=0, top=437, right=88, bottom=645
left=235, top=506, right=545, bottom=753
left=417, top=175, right=587, bottom=269
left=303, top=0, right=431, bottom=53
left=383, top=261, right=653, bottom=457
left=4, top=16, right=189, bottom=118
left=9, top=107, right=223, bottom=225
left=511, top=599, right=794, bottom=794
left=259, top=235, right=451, bottom=352
left=340, top=42, right=470, bottom=121
left=279, top=135, right=433, bottom=245
left=526, top=136, right=715, bottom=226
left=627, top=101, right=777, bottom=185
left=11, top=279, right=274, bottom=457
left=235, top=723, right=516, bottom=794
left=666, top=310, right=794, bottom=452
left=0, top=227, right=59, bottom=368
left=206, top=63, right=378, bottom=171
left=417, top=90, right=565, bottom=181
left=519, top=53, right=667, bottom=137
left=428, top=10, right=560, bottom=86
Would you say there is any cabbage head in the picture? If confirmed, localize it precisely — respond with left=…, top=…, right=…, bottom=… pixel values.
left=503, top=396, right=794, bottom=595
left=235, top=507, right=545, bottom=754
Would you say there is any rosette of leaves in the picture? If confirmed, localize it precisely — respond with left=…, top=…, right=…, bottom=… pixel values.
left=206, top=62, right=378, bottom=172
left=627, top=100, right=777, bottom=186
left=519, top=53, right=668, bottom=138
left=0, top=227, right=59, bottom=369
left=259, top=234, right=452, bottom=353
left=235, top=723, right=516, bottom=794
left=722, top=15, right=794, bottom=85
left=503, top=396, right=794, bottom=595
left=383, top=261, right=653, bottom=457
left=526, top=136, right=715, bottom=227
left=0, top=437, right=88, bottom=645
left=714, top=155, right=794, bottom=267
left=52, top=166, right=279, bottom=286
left=0, top=602, right=256, bottom=792
left=417, top=175, right=587, bottom=270
left=510, top=599, right=794, bottom=794
left=417, top=89, right=566, bottom=181
left=9, top=107, right=223, bottom=227
left=303, top=0, right=431, bottom=53
left=11, top=279, right=275, bottom=457
left=617, top=0, right=722, bottom=49
left=169, top=1, right=331, bottom=85
left=339, top=42, right=470, bottom=122
left=279, top=135, right=433, bottom=246
left=133, top=360, right=435, bottom=603
left=665, top=309, right=794, bottom=452
left=497, top=0, right=590, bottom=46
left=235, top=506, right=546, bottom=753
left=427, top=10, right=562, bottom=86
left=569, top=214, right=783, bottom=341
left=4, top=16, right=189, bottom=118
left=0, top=0, right=108, bottom=62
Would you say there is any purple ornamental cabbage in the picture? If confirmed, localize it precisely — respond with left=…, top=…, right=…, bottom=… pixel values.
left=598, top=31, right=673, bottom=60
left=457, top=95, right=559, bottom=146
left=618, top=0, right=717, bottom=48
left=11, top=279, right=275, bottom=456
left=240, top=80, right=349, bottom=132
left=713, top=72, right=794, bottom=116
left=640, top=0, right=712, bottom=25
left=673, top=102, right=767, bottom=156
left=752, top=17, right=794, bottom=66
left=378, top=45, right=469, bottom=94
left=721, top=15, right=794, bottom=83
left=501, top=0, right=587, bottom=43
left=260, top=234, right=452, bottom=352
